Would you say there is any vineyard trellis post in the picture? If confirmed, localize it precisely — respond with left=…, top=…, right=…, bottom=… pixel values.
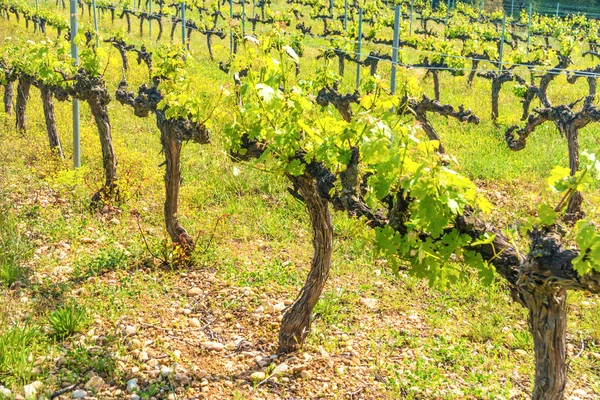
left=92, top=0, right=99, bottom=48
left=329, top=0, right=334, bottom=15
left=149, top=0, right=152, bottom=38
left=527, top=2, right=532, bottom=54
left=344, top=0, right=347, bottom=32
left=355, top=7, right=363, bottom=89
left=556, top=2, right=559, bottom=18
left=390, top=5, right=400, bottom=97
left=510, top=0, right=514, bottom=18
left=181, top=2, right=186, bottom=48
left=409, top=0, right=414, bottom=36
left=498, top=13, right=506, bottom=71
left=70, top=0, right=80, bottom=168
left=229, top=0, right=233, bottom=53
left=444, top=0, right=450, bottom=27
left=242, top=0, right=245, bottom=35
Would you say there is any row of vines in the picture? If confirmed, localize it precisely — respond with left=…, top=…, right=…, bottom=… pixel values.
left=2, top=1, right=600, bottom=400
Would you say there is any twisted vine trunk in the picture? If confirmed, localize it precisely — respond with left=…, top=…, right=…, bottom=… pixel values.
left=159, top=120, right=195, bottom=253
left=16, top=78, right=30, bottom=132
left=88, top=98, right=118, bottom=203
left=431, top=70, right=440, bottom=101
left=40, top=87, right=64, bottom=158
left=491, top=78, right=501, bottom=121
left=523, top=287, right=567, bottom=400
left=415, top=113, right=445, bottom=153
left=565, top=125, right=582, bottom=219
left=4, top=81, right=14, bottom=115
left=278, top=174, right=333, bottom=353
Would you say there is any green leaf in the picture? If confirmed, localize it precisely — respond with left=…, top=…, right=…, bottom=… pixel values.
left=538, top=204, right=558, bottom=226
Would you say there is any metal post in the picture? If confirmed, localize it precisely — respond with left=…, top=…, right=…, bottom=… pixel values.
left=181, top=2, right=186, bottom=47
left=92, top=0, right=99, bottom=48
left=242, top=0, right=245, bottom=35
left=344, top=0, right=347, bottom=32
left=556, top=3, right=559, bottom=18
left=527, top=2, right=532, bottom=54
left=329, top=0, right=334, bottom=15
left=445, top=0, right=450, bottom=26
left=510, top=0, right=514, bottom=17
left=70, top=0, right=80, bottom=168
left=390, top=5, right=400, bottom=95
left=229, top=0, right=233, bottom=53
left=355, top=8, right=363, bottom=89
left=498, top=13, right=506, bottom=71
left=409, top=0, right=414, bottom=35
left=149, top=0, right=152, bottom=37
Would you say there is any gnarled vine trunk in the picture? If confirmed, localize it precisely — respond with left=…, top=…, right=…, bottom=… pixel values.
left=40, top=87, right=64, bottom=158
left=4, top=81, right=14, bottom=115
left=16, top=78, right=30, bottom=132
left=278, top=174, right=333, bottom=353
left=523, top=286, right=567, bottom=400
left=159, top=120, right=196, bottom=254
left=88, top=97, right=118, bottom=203
left=431, top=70, right=440, bottom=101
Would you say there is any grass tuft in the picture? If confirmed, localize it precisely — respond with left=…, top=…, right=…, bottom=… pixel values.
left=48, top=302, right=91, bottom=340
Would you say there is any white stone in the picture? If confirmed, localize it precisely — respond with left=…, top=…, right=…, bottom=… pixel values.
left=0, top=386, right=11, bottom=397
left=201, top=341, right=225, bottom=352
left=72, top=389, right=87, bottom=399
left=250, top=371, right=266, bottom=381
left=188, top=287, right=202, bottom=296
left=160, top=367, right=173, bottom=377
left=125, top=326, right=137, bottom=335
left=22, top=384, right=36, bottom=399
left=271, top=363, right=288, bottom=376
left=85, top=376, right=105, bottom=391
left=127, top=379, right=139, bottom=393
left=189, top=318, right=201, bottom=328
left=359, top=298, right=378, bottom=309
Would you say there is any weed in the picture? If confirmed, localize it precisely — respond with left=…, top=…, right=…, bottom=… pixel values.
left=72, top=247, right=129, bottom=281
left=48, top=302, right=91, bottom=339
left=0, top=321, right=45, bottom=387
left=0, top=209, right=33, bottom=286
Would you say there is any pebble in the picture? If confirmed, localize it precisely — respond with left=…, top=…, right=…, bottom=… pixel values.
left=127, top=379, right=139, bottom=393
left=271, top=363, right=288, bottom=376
left=130, top=395, right=141, bottom=400
left=22, top=384, right=37, bottom=399
left=160, top=367, right=173, bottom=377
left=572, top=389, right=588, bottom=397
left=300, top=370, right=312, bottom=380
left=0, top=386, right=11, bottom=397
left=85, top=376, right=105, bottom=391
left=109, top=218, right=120, bottom=225
left=514, top=349, right=528, bottom=356
left=167, top=394, right=176, bottom=400
left=189, top=318, right=201, bottom=328
left=138, top=351, right=149, bottom=361
left=360, top=298, right=378, bottom=309
left=270, top=303, right=286, bottom=313
left=250, top=371, right=266, bottom=381
left=125, top=326, right=137, bottom=335
left=202, top=341, right=225, bottom=352
left=72, top=389, right=87, bottom=399
left=188, top=287, right=202, bottom=296
left=173, top=350, right=181, bottom=358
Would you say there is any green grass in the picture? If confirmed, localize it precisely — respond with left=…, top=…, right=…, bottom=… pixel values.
left=48, top=302, right=91, bottom=339
left=0, top=209, right=33, bottom=287
left=0, top=2, right=598, bottom=399
left=0, top=322, right=46, bottom=388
